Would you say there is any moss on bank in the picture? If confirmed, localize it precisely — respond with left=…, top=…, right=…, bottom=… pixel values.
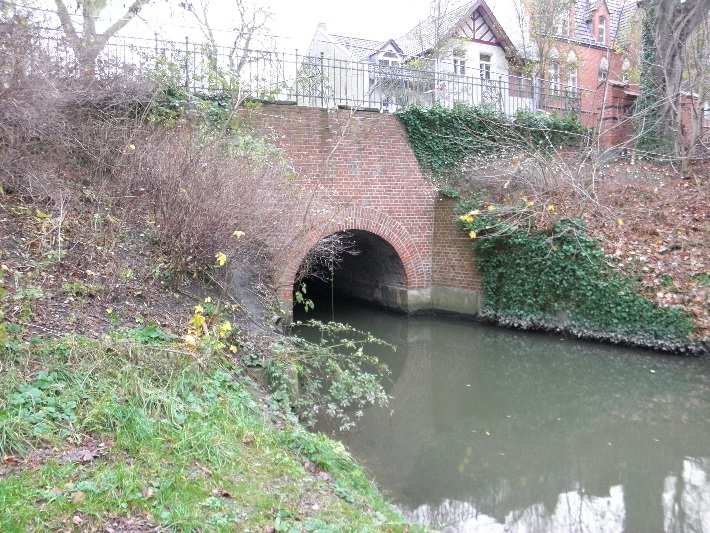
left=0, top=335, right=413, bottom=532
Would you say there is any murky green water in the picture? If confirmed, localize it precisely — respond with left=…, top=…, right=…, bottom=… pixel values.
left=304, top=301, right=710, bottom=533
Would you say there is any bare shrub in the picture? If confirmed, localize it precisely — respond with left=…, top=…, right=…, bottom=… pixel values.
left=0, top=15, right=349, bottom=298
left=123, top=126, right=293, bottom=276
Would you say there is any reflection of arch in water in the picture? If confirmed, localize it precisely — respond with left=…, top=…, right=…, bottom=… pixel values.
left=339, top=317, right=438, bottom=496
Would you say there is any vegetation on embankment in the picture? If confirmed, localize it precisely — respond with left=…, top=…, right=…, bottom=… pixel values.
left=398, top=104, right=707, bottom=354
left=0, top=27, right=413, bottom=530
left=0, top=333, right=410, bottom=531
left=0, top=172, right=408, bottom=531
left=456, top=211, right=698, bottom=353
left=397, top=104, right=588, bottom=190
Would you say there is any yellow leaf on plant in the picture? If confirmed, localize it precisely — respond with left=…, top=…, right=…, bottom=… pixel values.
left=194, top=305, right=204, bottom=314
left=232, top=230, right=245, bottom=239
left=468, top=230, right=477, bottom=240
left=204, top=297, right=212, bottom=303
left=617, top=218, right=624, bottom=226
left=215, top=252, right=228, bottom=267
left=191, top=314, right=206, bottom=329
left=218, top=321, right=232, bottom=338
left=229, top=345, right=238, bottom=353
left=547, top=204, right=556, bottom=213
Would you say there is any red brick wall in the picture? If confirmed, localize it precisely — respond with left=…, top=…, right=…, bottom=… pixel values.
left=572, top=45, right=626, bottom=128
left=432, top=197, right=482, bottom=291
left=241, top=104, right=438, bottom=302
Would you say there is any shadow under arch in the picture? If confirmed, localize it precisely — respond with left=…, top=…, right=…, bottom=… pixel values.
left=277, top=207, right=429, bottom=315
left=293, top=229, right=410, bottom=315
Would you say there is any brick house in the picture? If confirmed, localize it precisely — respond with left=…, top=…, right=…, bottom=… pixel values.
left=541, top=0, right=639, bottom=128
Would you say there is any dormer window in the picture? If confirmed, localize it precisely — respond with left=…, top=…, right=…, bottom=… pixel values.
left=555, top=13, right=570, bottom=36
left=597, top=15, right=606, bottom=44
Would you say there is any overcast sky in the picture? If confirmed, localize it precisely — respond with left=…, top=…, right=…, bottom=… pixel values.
left=38, top=0, right=449, bottom=51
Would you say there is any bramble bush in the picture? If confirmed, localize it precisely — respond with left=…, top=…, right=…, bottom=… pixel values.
left=267, top=320, right=391, bottom=431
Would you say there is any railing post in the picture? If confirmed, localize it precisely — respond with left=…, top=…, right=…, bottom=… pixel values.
left=498, top=75, right=503, bottom=114
left=320, top=52, right=325, bottom=108
left=294, top=48, right=299, bottom=103
left=184, top=36, right=189, bottom=91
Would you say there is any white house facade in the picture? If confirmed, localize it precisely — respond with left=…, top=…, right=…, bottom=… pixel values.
left=300, top=0, right=564, bottom=114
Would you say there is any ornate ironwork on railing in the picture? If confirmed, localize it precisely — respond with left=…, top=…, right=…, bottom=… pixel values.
left=32, top=30, right=588, bottom=116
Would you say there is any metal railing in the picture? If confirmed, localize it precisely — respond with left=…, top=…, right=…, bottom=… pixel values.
left=29, top=30, right=588, bottom=117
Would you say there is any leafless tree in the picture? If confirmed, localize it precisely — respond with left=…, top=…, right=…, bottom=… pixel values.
left=513, top=0, right=575, bottom=78
left=639, top=0, right=710, bottom=163
left=53, top=0, right=153, bottom=77
left=180, top=0, right=270, bottom=75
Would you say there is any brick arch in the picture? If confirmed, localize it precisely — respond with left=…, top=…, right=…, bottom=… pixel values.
left=277, top=207, right=428, bottom=303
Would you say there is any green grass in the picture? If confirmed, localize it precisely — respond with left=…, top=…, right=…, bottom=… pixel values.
left=0, top=336, right=413, bottom=532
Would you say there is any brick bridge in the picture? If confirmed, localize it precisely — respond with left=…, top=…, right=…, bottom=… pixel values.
left=245, top=103, right=483, bottom=316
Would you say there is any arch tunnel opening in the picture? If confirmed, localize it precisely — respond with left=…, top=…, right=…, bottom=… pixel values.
left=293, top=230, right=408, bottom=319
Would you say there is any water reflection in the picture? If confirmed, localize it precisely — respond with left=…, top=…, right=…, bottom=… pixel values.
left=305, top=302, right=710, bottom=532
left=410, top=484, right=625, bottom=532
left=664, top=458, right=710, bottom=533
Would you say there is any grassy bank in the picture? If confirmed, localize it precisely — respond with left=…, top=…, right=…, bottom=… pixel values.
left=0, top=334, right=411, bottom=532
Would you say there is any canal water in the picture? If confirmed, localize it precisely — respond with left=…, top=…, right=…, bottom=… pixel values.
left=301, top=301, right=710, bottom=532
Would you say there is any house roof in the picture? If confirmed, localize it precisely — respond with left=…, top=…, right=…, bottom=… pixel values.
left=569, top=0, right=636, bottom=47
left=396, top=0, right=519, bottom=58
left=316, top=0, right=636, bottom=65
left=329, top=34, right=385, bottom=60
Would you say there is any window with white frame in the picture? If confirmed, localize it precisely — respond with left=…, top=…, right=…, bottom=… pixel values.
left=454, top=58, right=466, bottom=75
left=479, top=53, right=491, bottom=80
left=567, top=65, right=578, bottom=92
left=378, top=51, right=399, bottom=68
left=597, top=15, right=607, bottom=44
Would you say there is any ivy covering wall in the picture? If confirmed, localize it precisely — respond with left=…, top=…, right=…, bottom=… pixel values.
left=396, top=104, right=587, bottom=179
left=457, top=209, right=696, bottom=352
